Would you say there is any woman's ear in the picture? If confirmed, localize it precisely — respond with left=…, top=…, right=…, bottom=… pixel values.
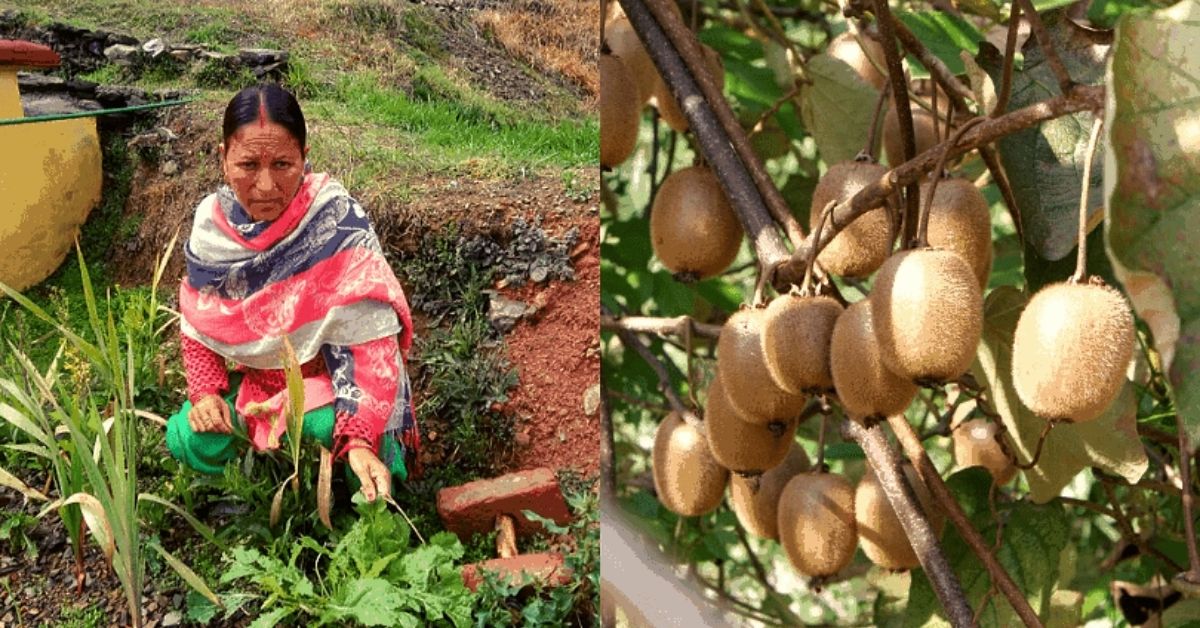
left=218, top=142, right=229, bottom=180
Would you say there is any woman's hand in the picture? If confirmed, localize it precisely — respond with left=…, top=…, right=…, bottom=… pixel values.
left=347, top=439, right=391, bottom=502
left=188, top=394, right=232, bottom=434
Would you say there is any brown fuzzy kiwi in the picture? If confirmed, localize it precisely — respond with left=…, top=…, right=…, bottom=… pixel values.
left=830, top=299, right=918, bottom=418
left=605, top=17, right=657, bottom=105
left=922, top=178, right=993, bottom=289
left=856, top=463, right=944, bottom=570
left=649, top=165, right=744, bottom=280
left=810, top=161, right=893, bottom=278
left=1012, top=282, right=1136, bottom=423
left=882, top=94, right=952, bottom=167
left=729, top=443, right=810, bottom=540
left=655, top=44, right=725, bottom=133
left=952, top=418, right=1016, bottom=484
left=760, top=293, right=844, bottom=394
left=826, top=31, right=888, bottom=90
left=777, top=472, right=858, bottom=577
left=600, top=53, right=641, bottom=169
left=652, top=412, right=730, bottom=516
left=704, top=376, right=797, bottom=474
left=717, top=308, right=809, bottom=424
left=871, top=249, right=983, bottom=383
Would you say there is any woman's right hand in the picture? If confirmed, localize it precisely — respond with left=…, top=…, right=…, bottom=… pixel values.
left=188, top=394, right=232, bottom=434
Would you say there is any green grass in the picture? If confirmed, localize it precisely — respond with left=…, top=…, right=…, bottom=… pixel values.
left=308, top=71, right=595, bottom=175
left=3, top=0, right=270, bottom=45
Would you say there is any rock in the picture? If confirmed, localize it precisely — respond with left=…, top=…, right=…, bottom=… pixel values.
left=583, top=383, right=601, bottom=416
left=141, top=38, right=166, bottom=57
left=172, top=593, right=183, bottom=607
left=486, top=292, right=530, bottom=334
left=162, top=611, right=182, bottom=627
left=530, top=264, right=549, bottom=283
left=160, top=161, right=179, bottom=176
left=103, top=43, right=139, bottom=65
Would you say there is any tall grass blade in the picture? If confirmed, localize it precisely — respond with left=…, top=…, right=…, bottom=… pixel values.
left=61, top=493, right=115, bottom=562
left=318, top=446, right=333, bottom=529
left=148, top=542, right=224, bottom=608
left=138, top=493, right=217, bottom=545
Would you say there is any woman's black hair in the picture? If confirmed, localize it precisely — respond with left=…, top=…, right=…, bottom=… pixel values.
left=221, top=83, right=306, bottom=148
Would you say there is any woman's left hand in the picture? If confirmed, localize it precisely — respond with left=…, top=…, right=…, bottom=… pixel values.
left=347, top=439, right=391, bottom=502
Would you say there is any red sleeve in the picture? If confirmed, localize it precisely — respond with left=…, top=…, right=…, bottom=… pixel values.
left=181, top=333, right=229, bottom=404
left=323, top=336, right=401, bottom=460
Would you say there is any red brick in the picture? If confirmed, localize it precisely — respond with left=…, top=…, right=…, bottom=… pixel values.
left=460, top=552, right=573, bottom=592
left=437, top=467, right=571, bottom=539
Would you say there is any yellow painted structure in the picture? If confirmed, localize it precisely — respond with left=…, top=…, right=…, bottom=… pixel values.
left=0, top=66, right=103, bottom=291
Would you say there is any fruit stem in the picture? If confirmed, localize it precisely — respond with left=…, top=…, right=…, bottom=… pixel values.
left=1175, top=414, right=1200, bottom=580
left=815, top=412, right=828, bottom=471
left=860, top=83, right=890, bottom=161
left=915, top=117, right=986, bottom=249
left=869, top=0, right=922, bottom=247
left=1071, top=117, right=1104, bottom=284
left=994, top=0, right=1021, bottom=117
left=1013, top=419, right=1056, bottom=470
left=888, top=415, right=1046, bottom=628
left=802, top=200, right=836, bottom=295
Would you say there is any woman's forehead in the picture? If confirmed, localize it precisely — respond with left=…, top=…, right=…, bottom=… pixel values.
left=226, top=121, right=301, bottom=155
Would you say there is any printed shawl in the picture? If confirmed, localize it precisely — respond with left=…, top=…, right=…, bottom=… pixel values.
left=180, top=173, right=418, bottom=460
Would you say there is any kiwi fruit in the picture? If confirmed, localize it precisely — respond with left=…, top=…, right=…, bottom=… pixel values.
left=649, top=165, right=744, bottom=280
left=604, top=17, right=657, bottom=105
left=760, top=293, right=844, bottom=394
left=1011, top=282, right=1136, bottom=423
left=717, top=307, right=809, bottom=423
left=655, top=44, right=725, bottom=133
left=830, top=299, right=918, bottom=418
left=776, top=472, right=858, bottom=577
left=810, top=161, right=893, bottom=278
left=882, top=94, right=952, bottom=167
left=600, top=53, right=641, bottom=169
left=922, top=178, right=993, bottom=289
left=856, top=464, right=944, bottom=570
left=871, top=249, right=983, bottom=383
left=729, top=443, right=810, bottom=540
left=952, top=419, right=1016, bottom=484
left=652, top=411, right=730, bottom=516
left=704, top=376, right=797, bottom=474
left=826, top=31, right=888, bottom=90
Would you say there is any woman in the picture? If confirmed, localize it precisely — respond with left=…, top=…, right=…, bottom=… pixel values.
left=165, top=84, right=418, bottom=502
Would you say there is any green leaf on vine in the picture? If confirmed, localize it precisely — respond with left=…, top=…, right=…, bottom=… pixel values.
left=973, top=287, right=1148, bottom=503
left=979, top=10, right=1109, bottom=263
left=895, top=11, right=984, bottom=77
left=799, top=53, right=879, bottom=165
left=1106, top=0, right=1200, bottom=443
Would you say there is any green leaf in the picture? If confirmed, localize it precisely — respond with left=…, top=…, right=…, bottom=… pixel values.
left=800, top=53, right=880, bottom=165
left=895, top=11, right=984, bottom=76
left=148, top=542, right=221, bottom=609
left=979, top=10, right=1110, bottom=262
left=248, top=606, right=294, bottom=628
left=326, top=578, right=408, bottom=626
left=973, top=287, right=1148, bottom=503
left=1106, top=0, right=1200, bottom=443
left=1088, top=0, right=1157, bottom=27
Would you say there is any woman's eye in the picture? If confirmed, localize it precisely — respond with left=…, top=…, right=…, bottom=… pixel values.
left=273, top=161, right=291, bottom=169
left=239, top=162, right=257, bottom=170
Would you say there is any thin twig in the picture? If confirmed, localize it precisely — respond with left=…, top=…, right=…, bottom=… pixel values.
left=600, top=314, right=723, bottom=339
left=1015, top=0, right=1074, bottom=94
left=843, top=419, right=974, bottom=625
left=1058, top=496, right=1118, bottom=519
left=733, top=521, right=807, bottom=625
left=1175, top=414, right=1200, bottom=580
left=862, top=83, right=890, bottom=160
left=886, top=415, right=1044, bottom=628
left=602, top=304, right=699, bottom=424
left=749, top=0, right=809, bottom=83
left=1071, top=117, right=1104, bottom=283
left=916, top=117, right=986, bottom=248
left=1013, top=419, right=1057, bottom=470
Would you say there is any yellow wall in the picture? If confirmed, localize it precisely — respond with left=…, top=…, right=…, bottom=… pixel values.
left=0, top=117, right=103, bottom=291
left=0, top=70, right=22, bottom=118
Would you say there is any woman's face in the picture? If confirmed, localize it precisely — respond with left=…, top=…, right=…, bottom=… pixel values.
left=220, top=120, right=310, bottom=222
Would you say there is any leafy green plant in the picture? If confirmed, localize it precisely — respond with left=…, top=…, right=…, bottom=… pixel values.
left=0, top=510, right=39, bottom=560
left=0, top=240, right=219, bottom=625
left=194, top=495, right=473, bottom=627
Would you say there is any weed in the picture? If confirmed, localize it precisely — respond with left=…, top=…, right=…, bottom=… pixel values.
left=283, top=57, right=335, bottom=100
left=57, top=605, right=108, bottom=628
left=399, top=6, right=444, bottom=56
left=183, top=22, right=237, bottom=50
left=0, top=511, right=38, bottom=560
left=335, top=0, right=401, bottom=35
left=77, top=64, right=123, bottom=85
left=561, top=169, right=596, bottom=203
left=194, top=60, right=258, bottom=90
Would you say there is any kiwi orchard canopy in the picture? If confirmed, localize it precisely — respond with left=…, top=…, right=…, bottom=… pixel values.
left=0, top=39, right=103, bottom=291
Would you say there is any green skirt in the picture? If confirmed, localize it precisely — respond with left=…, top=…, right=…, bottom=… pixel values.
left=165, top=376, right=407, bottom=484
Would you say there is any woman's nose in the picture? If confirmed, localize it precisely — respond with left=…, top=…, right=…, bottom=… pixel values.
left=255, top=168, right=275, bottom=192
